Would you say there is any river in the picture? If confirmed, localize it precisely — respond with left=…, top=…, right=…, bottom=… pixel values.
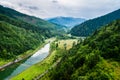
left=0, top=43, right=50, bottom=80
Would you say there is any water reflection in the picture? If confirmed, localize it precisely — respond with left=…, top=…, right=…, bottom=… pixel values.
left=0, top=43, right=50, bottom=80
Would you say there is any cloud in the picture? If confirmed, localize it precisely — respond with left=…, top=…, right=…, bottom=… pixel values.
left=52, top=0, right=58, bottom=3
left=0, top=0, right=120, bottom=19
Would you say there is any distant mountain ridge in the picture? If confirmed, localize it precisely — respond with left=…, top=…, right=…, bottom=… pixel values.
left=46, top=16, right=86, bottom=28
left=71, top=9, right=120, bottom=36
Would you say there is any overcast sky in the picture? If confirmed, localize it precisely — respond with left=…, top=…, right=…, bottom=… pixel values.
left=0, top=0, right=120, bottom=19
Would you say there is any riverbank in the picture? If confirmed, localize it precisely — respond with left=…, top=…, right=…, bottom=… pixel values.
left=11, top=49, right=61, bottom=80
left=0, top=58, right=22, bottom=70
left=0, top=42, right=46, bottom=71
left=4, top=43, right=50, bottom=80
left=0, top=38, right=56, bottom=80
left=11, top=39, right=75, bottom=80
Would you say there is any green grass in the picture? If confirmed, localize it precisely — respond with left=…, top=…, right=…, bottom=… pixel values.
left=11, top=50, right=57, bottom=80
left=0, top=59, right=12, bottom=66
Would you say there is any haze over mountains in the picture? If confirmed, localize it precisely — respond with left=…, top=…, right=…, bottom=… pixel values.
left=46, top=17, right=86, bottom=28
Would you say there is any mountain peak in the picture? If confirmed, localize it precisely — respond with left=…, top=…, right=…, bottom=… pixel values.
left=46, top=16, right=86, bottom=28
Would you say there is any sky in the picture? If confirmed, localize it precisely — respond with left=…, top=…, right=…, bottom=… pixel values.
left=0, top=0, right=120, bottom=19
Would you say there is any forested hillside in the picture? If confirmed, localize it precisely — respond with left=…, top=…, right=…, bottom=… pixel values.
left=0, top=5, right=63, bottom=30
left=71, top=9, right=120, bottom=36
left=42, top=20, right=120, bottom=80
left=0, top=5, right=63, bottom=62
left=0, top=21, right=43, bottom=59
left=0, top=14, right=53, bottom=38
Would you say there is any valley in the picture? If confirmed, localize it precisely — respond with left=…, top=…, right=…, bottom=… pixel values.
left=0, top=2, right=120, bottom=80
left=0, top=38, right=50, bottom=80
left=0, top=38, right=79, bottom=80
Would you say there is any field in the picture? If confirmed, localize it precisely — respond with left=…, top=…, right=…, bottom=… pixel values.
left=57, top=39, right=78, bottom=50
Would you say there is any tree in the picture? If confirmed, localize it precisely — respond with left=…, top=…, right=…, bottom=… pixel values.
left=64, top=43, right=67, bottom=50
left=56, top=43, right=58, bottom=49
left=72, top=41, right=76, bottom=47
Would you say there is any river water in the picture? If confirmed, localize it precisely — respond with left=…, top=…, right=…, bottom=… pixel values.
left=0, top=43, right=50, bottom=80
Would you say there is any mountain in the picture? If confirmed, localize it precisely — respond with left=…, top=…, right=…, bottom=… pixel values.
left=0, top=5, right=63, bottom=61
left=46, top=16, right=86, bottom=28
left=0, top=21, right=43, bottom=59
left=42, top=20, right=120, bottom=80
left=0, top=5, right=64, bottom=31
left=71, top=9, right=120, bottom=36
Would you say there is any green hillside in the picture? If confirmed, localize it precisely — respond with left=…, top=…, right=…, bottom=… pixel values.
left=42, top=20, right=120, bottom=80
left=0, top=21, right=44, bottom=59
left=0, top=14, right=53, bottom=38
left=0, top=5, right=64, bottom=30
left=0, top=5, right=66, bottom=39
left=0, top=5, right=65, bottom=65
left=71, top=9, right=120, bottom=36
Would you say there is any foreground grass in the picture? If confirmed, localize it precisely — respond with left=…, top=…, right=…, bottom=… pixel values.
left=11, top=50, right=58, bottom=80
